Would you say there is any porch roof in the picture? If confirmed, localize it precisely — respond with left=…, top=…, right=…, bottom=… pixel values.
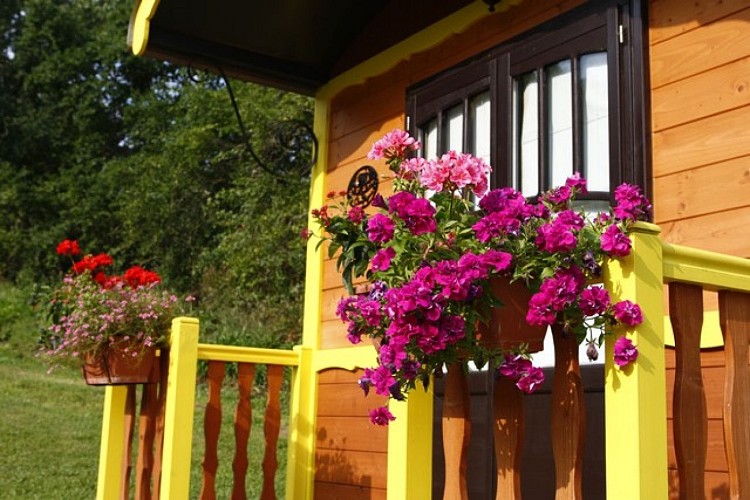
left=128, top=0, right=512, bottom=95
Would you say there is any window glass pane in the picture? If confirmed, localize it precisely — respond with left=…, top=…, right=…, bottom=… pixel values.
left=515, top=72, right=538, bottom=196
left=581, top=52, right=609, bottom=191
left=445, top=104, right=464, bottom=152
left=547, top=60, right=573, bottom=188
left=470, top=91, right=491, bottom=162
left=421, top=119, right=438, bottom=160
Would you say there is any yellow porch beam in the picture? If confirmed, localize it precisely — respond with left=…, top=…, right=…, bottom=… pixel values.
left=318, top=0, right=522, bottom=101
left=286, top=346, right=317, bottom=500
left=603, top=222, right=668, bottom=499
left=127, top=0, right=160, bottom=56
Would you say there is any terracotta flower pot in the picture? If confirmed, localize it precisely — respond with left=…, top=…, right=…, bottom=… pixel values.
left=477, top=277, right=546, bottom=353
left=81, top=344, right=159, bottom=385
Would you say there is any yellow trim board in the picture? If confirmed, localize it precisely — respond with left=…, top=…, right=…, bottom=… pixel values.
left=318, top=0, right=523, bottom=100
left=128, top=0, right=160, bottom=56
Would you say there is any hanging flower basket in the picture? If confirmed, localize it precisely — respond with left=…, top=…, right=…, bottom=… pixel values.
left=478, top=277, right=547, bottom=353
left=309, top=129, right=651, bottom=425
left=81, top=344, right=159, bottom=385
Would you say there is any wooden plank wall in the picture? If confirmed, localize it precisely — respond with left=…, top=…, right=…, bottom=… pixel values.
left=650, top=0, right=750, bottom=258
left=650, top=1, right=750, bottom=496
left=314, top=368, right=388, bottom=499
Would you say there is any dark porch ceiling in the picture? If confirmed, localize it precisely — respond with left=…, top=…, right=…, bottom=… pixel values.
left=128, top=0, right=492, bottom=95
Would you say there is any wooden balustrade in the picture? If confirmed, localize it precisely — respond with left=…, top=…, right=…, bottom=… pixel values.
left=197, top=360, right=287, bottom=500
left=436, top=227, right=750, bottom=499
left=440, top=331, right=589, bottom=500
left=96, top=318, right=299, bottom=500
left=666, top=278, right=750, bottom=498
left=100, top=349, right=170, bottom=500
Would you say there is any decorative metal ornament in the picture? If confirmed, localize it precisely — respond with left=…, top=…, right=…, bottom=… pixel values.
left=347, top=166, right=379, bottom=208
left=483, top=0, right=501, bottom=12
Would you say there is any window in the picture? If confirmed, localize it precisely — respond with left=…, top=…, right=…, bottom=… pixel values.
left=406, top=0, right=650, bottom=206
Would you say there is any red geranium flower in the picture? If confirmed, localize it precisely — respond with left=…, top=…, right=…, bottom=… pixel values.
left=71, top=253, right=114, bottom=274
left=124, top=265, right=161, bottom=288
left=56, top=240, right=81, bottom=257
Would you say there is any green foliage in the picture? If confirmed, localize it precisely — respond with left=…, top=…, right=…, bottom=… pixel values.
left=0, top=0, right=313, bottom=350
left=0, top=282, right=40, bottom=350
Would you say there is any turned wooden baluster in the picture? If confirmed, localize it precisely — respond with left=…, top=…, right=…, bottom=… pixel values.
left=493, top=375, right=524, bottom=499
left=151, top=349, right=170, bottom=500
left=231, top=363, right=255, bottom=500
left=135, top=382, right=159, bottom=500
left=122, top=385, right=137, bottom=500
left=261, top=365, right=284, bottom=500
left=200, top=361, right=226, bottom=500
left=669, top=283, right=707, bottom=500
left=443, top=363, right=471, bottom=500
left=719, top=291, right=750, bottom=499
left=551, top=324, right=585, bottom=500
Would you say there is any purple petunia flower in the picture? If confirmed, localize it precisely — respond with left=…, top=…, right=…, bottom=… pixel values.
left=516, top=367, right=545, bottom=394
left=565, top=172, right=588, bottom=194
left=498, top=354, right=532, bottom=380
left=367, top=213, right=395, bottom=243
left=371, top=247, right=396, bottom=272
left=579, top=286, right=611, bottom=316
left=613, top=300, right=643, bottom=327
left=613, top=183, right=652, bottom=222
left=369, top=406, right=396, bottom=426
left=601, top=224, right=632, bottom=257
left=613, top=336, right=638, bottom=367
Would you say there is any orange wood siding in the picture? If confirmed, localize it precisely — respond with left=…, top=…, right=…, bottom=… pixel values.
left=651, top=2, right=750, bottom=495
left=314, top=369, right=388, bottom=498
left=650, top=0, right=750, bottom=258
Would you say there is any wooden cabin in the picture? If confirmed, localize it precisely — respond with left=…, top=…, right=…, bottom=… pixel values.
left=103, top=0, right=750, bottom=498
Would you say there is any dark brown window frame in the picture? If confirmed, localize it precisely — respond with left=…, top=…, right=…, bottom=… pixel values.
left=405, top=0, right=652, bottom=205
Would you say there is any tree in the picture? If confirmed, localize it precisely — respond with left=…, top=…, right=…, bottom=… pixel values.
left=0, top=0, right=313, bottom=348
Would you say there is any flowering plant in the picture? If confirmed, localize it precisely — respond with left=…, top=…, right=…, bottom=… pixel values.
left=310, top=129, right=651, bottom=425
left=41, top=240, right=190, bottom=369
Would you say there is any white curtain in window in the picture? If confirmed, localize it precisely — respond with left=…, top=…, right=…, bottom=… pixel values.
left=582, top=52, right=609, bottom=192
left=470, top=92, right=491, bottom=162
left=547, top=60, right=573, bottom=188
left=445, top=104, right=464, bottom=152
left=517, top=74, right=539, bottom=197
left=421, top=119, right=438, bottom=160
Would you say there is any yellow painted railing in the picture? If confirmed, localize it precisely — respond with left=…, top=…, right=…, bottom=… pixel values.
left=391, top=222, right=750, bottom=499
left=95, top=223, right=750, bottom=499
left=95, top=319, right=381, bottom=500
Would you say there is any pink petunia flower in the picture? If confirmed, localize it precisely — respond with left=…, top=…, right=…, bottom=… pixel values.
left=613, top=336, right=638, bottom=367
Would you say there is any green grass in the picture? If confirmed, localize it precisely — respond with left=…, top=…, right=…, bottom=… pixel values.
left=0, top=349, right=104, bottom=499
left=0, top=283, right=289, bottom=499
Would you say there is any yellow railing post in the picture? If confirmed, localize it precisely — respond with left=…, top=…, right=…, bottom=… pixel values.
left=286, top=345, right=316, bottom=500
left=159, top=317, right=200, bottom=500
left=387, top=383, right=434, bottom=500
left=96, top=385, right=129, bottom=500
left=603, top=222, right=668, bottom=499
